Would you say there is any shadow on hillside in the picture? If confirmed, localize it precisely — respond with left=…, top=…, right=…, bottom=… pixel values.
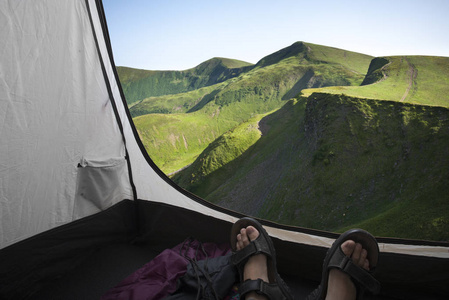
left=174, top=94, right=449, bottom=242
left=174, top=100, right=299, bottom=216
left=282, top=69, right=315, bottom=100
left=187, top=89, right=221, bottom=113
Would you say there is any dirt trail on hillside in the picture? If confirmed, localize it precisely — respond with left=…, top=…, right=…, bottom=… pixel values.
left=400, top=57, right=417, bottom=102
left=367, top=61, right=392, bottom=85
left=379, top=62, right=391, bottom=82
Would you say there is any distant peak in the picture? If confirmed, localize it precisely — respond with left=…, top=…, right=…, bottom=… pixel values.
left=193, top=57, right=253, bottom=73
left=255, top=41, right=308, bottom=68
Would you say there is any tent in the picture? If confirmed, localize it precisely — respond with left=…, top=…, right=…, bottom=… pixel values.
left=0, top=1, right=448, bottom=299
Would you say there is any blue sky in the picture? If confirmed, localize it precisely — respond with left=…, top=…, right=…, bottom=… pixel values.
left=103, top=0, right=449, bottom=71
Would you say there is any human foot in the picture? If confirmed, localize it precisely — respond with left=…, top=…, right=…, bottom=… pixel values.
left=305, top=229, right=380, bottom=300
left=230, top=217, right=293, bottom=300
left=236, top=226, right=269, bottom=300
left=325, top=240, right=369, bottom=300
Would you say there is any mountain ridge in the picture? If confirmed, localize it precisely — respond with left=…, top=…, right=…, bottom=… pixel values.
left=129, top=42, right=373, bottom=117
left=255, top=41, right=309, bottom=68
left=130, top=42, right=373, bottom=172
left=119, top=41, right=375, bottom=106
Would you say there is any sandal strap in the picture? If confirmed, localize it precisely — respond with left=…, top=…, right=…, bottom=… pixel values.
left=329, top=247, right=381, bottom=294
left=239, top=278, right=288, bottom=300
left=231, top=238, right=272, bottom=267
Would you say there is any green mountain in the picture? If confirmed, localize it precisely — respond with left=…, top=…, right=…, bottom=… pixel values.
left=117, top=57, right=253, bottom=106
left=129, top=42, right=373, bottom=116
left=130, top=42, right=373, bottom=172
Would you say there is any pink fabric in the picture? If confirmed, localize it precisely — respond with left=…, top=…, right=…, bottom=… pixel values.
left=101, top=239, right=231, bottom=300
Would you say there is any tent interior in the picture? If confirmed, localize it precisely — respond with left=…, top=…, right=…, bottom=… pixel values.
left=1, top=1, right=448, bottom=300
left=2, top=199, right=448, bottom=300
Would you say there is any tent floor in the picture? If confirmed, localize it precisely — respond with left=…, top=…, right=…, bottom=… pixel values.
left=29, top=242, right=398, bottom=300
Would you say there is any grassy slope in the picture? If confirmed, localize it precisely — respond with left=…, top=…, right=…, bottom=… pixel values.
left=129, top=82, right=227, bottom=117
left=134, top=108, right=224, bottom=174
left=171, top=113, right=266, bottom=185
left=130, top=42, right=373, bottom=172
left=170, top=52, right=449, bottom=240
left=302, top=56, right=449, bottom=107
left=304, top=42, right=374, bottom=75
left=182, top=94, right=449, bottom=240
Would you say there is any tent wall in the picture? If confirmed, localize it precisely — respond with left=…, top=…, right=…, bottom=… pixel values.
left=0, top=0, right=133, bottom=248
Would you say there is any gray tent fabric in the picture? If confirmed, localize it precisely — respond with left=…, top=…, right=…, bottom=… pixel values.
left=0, top=1, right=448, bottom=299
left=74, top=157, right=129, bottom=219
left=0, top=0, right=133, bottom=248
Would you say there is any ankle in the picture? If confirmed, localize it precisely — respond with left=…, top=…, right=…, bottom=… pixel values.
left=244, top=254, right=269, bottom=282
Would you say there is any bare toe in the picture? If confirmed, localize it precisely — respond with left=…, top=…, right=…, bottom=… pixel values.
left=359, top=248, right=368, bottom=268
left=236, top=230, right=244, bottom=250
left=341, top=240, right=356, bottom=256
left=246, top=226, right=259, bottom=241
left=236, top=226, right=260, bottom=251
left=240, top=228, right=249, bottom=246
left=351, top=243, right=363, bottom=263
left=363, top=258, right=370, bottom=270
